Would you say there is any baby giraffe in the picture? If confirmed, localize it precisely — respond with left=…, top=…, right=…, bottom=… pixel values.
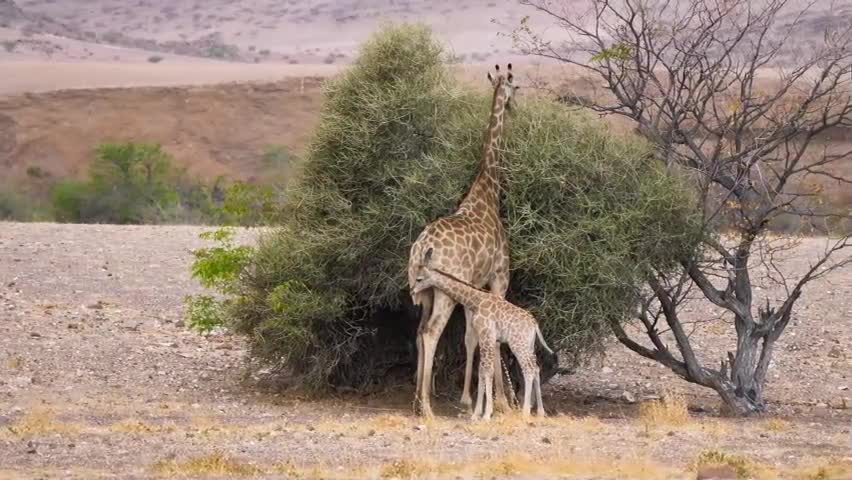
left=411, top=248, right=552, bottom=420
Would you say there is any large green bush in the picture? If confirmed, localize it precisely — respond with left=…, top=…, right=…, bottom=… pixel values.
left=213, top=24, right=700, bottom=391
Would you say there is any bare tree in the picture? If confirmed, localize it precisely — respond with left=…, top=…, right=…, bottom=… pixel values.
left=513, top=0, right=852, bottom=414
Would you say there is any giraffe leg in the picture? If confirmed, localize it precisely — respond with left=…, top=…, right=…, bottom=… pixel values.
left=474, top=327, right=496, bottom=421
left=483, top=364, right=495, bottom=421
left=460, top=307, right=477, bottom=408
left=472, top=353, right=486, bottom=420
left=511, top=339, right=535, bottom=417
left=417, top=290, right=455, bottom=418
left=521, top=365, right=534, bottom=417
left=414, top=292, right=433, bottom=411
left=534, top=368, right=545, bottom=417
left=489, top=275, right=513, bottom=413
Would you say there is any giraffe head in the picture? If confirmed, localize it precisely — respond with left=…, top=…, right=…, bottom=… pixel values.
left=486, top=63, right=519, bottom=111
left=411, top=248, right=437, bottom=294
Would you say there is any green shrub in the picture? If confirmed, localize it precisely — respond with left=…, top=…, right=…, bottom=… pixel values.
left=50, top=179, right=91, bottom=223
left=214, top=24, right=700, bottom=391
left=49, top=141, right=225, bottom=224
left=186, top=228, right=254, bottom=332
left=219, top=181, right=282, bottom=226
left=0, top=186, right=33, bottom=221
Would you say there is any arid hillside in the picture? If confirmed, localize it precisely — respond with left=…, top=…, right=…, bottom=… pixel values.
left=0, top=77, right=325, bottom=195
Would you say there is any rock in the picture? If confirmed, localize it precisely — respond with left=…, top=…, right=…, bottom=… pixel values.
left=840, top=386, right=849, bottom=391
left=601, top=367, right=613, bottom=374
left=414, top=424, right=426, bottom=431
left=541, top=436, right=552, bottom=444
left=621, top=391, right=636, bottom=403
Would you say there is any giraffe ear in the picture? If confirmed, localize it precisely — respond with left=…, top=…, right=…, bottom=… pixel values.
left=487, top=72, right=493, bottom=82
left=494, top=64, right=500, bottom=71
left=507, top=63, right=512, bottom=71
left=507, top=72, right=513, bottom=82
left=423, top=248, right=433, bottom=265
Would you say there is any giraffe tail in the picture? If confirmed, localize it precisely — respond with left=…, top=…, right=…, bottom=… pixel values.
left=535, top=325, right=554, bottom=355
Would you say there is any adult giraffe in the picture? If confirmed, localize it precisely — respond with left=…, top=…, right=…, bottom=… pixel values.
left=408, top=64, right=518, bottom=417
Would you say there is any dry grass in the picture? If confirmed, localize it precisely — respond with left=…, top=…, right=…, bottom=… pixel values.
left=152, top=451, right=261, bottom=476
left=638, top=391, right=690, bottom=429
left=693, top=449, right=777, bottom=480
left=315, top=413, right=413, bottom=437
left=110, top=419, right=177, bottom=434
left=793, top=457, right=852, bottom=479
left=761, top=417, right=792, bottom=432
left=4, top=408, right=80, bottom=436
left=6, top=356, right=25, bottom=370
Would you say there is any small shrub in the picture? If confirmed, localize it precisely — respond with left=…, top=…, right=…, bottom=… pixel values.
left=1, top=40, right=16, bottom=53
left=25, top=165, right=49, bottom=179
left=153, top=451, right=260, bottom=476
left=262, top=144, right=293, bottom=168
left=0, top=186, right=33, bottom=221
left=185, top=228, right=254, bottom=332
left=693, top=450, right=753, bottom=479
left=147, top=55, right=163, bottom=63
left=220, top=181, right=282, bottom=226
left=50, top=179, right=90, bottom=223
left=638, top=392, right=690, bottom=428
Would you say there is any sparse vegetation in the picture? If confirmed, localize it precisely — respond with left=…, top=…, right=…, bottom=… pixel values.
left=25, top=165, right=49, bottom=179
left=693, top=450, right=755, bottom=479
left=5, top=408, right=79, bottom=436
left=147, top=55, right=163, bottom=63
left=185, top=227, right=254, bottom=332
left=49, top=141, right=221, bottom=224
left=638, top=392, right=690, bottom=429
left=153, top=451, right=261, bottom=476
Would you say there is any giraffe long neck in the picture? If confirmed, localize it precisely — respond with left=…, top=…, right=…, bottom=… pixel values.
left=459, top=81, right=507, bottom=212
left=427, top=268, right=490, bottom=310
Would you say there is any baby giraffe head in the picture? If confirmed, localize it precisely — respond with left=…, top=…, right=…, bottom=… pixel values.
left=412, top=248, right=438, bottom=294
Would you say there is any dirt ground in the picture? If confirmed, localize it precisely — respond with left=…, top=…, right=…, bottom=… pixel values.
left=0, top=222, right=849, bottom=479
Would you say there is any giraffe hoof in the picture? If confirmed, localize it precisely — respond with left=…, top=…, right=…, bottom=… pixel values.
left=460, top=395, right=472, bottom=407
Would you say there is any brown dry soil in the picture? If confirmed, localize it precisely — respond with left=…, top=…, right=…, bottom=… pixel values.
left=0, top=222, right=850, bottom=479
left=0, top=77, right=325, bottom=193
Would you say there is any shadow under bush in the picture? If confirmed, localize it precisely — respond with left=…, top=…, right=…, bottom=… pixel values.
left=226, top=24, right=701, bottom=393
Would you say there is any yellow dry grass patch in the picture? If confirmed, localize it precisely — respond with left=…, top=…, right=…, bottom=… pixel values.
left=456, top=412, right=606, bottom=436
left=4, top=408, right=80, bottom=436
left=6, top=356, right=24, bottom=370
left=793, top=457, right=852, bottom=479
left=153, top=451, right=261, bottom=477
left=315, top=413, right=413, bottom=436
left=692, top=449, right=777, bottom=480
left=110, top=419, right=177, bottom=434
left=281, top=453, right=673, bottom=479
left=760, top=417, right=792, bottom=432
left=638, top=391, right=690, bottom=429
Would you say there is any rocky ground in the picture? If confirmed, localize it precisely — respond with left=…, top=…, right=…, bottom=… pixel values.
left=0, top=222, right=850, bottom=479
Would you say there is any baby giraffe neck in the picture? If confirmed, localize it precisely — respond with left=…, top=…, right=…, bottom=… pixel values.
left=428, top=269, right=489, bottom=308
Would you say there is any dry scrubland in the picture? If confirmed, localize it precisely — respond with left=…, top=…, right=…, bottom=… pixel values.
left=0, top=223, right=850, bottom=479
left=1, top=0, right=852, bottom=477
